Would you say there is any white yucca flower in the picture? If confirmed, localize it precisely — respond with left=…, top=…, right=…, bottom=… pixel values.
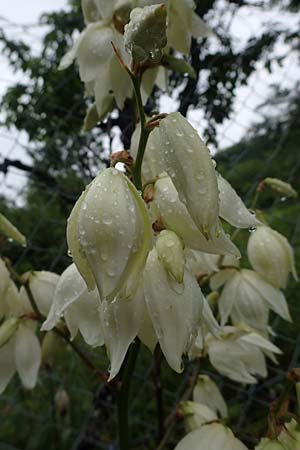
left=143, top=246, right=202, bottom=372
left=215, top=269, right=291, bottom=330
left=67, top=167, right=152, bottom=302
left=180, top=401, right=218, bottom=433
left=193, top=375, right=228, bottom=418
left=247, top=225, right=298, bottom=289
left=174, top=423, right=248, bottom=450
left=42, top=264, right=104, bottom=347
left=205, top=326, right=281, bottom=384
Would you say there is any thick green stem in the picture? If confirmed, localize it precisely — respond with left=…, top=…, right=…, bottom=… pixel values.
left=117, top=339, right=141, bottom=450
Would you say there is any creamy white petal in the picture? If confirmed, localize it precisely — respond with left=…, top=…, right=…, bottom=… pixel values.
left=210, top=268, right=237, bottom=290
left=77, top=168, right=151, bottom=301
left=138, top=306, right=157, bottom=353
left=144, top=248, right=202, bottom=373
left=100, top=291, right=144, bottom=381
left=158, top=113, right=219, bottom=238
left=15, top=324, right=41, bottom=390
left=22, top=271, right=59, bottom=317
left=42, top=264, right=87, bottom=331
left=247, top=226, right=298, bottom=289
left=153, top=175, right=239, bottom=256
left=242, top=270, right=291, bottom=322
left=181, top=401, right=217, bottom=432
left=0, top=338, right=16, bottom=393
left=193, top=375, right=228, bottom=418
left=218, top=174, right=259, bottom=229
left=77, top=23, right=115, bottom=83
left=218, top=272, right=241, bottom=327
left=174, top=424, right=249, bottom=450
left=64, top=289, right=103, bottom=347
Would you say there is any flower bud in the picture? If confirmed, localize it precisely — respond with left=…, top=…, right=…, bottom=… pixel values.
left=124, top=4, right=167, bottom=63
left=179, top=401, right=217, bottom=432
left=264, top=177, right=297, bottom=199
left=193, top=375, right=228, bottom=418
left=67, top=168, right=152, bottom=302
left=41, top=331, right=63, bottom=367
left=0, top=213, right=26, bottom=246
left=54, top=389, right=70, bottom=418
left=155, top=230, right=184, bottom=283
left=20, top=271, right=60, bottom=317
left=157, top=113, right=219, bottom=239
left=174, top=423, right=248, bottom=450
left=0, top=318, right=19, bottom=348
left=247, top=225, right=298, bottom=289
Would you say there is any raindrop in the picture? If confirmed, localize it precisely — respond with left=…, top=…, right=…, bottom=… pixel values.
left=248, top=226, right=257, bottom=233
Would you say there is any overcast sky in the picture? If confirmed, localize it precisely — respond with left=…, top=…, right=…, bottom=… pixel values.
left=0, top=1, right=299, bottom=203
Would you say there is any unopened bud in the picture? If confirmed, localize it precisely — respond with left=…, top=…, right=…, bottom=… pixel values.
left=42, top=331, right=62, bottom=367
left=155, top=230, right=184, bottom=283
left=264, top=177, right=297, bottom=199
left=55, top=389, right=70, bottom=418
left=0, top=317, right=18, bottom=348
left=0, top=213, right=26, bottom=246
left=124, top=4, right=167, bottom=63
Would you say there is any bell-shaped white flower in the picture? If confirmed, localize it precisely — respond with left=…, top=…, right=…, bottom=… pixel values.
left=166, top=0, right=213, bottom=55
left=206, top=326, right=281, bottom=384
left=143, top=247, right=202, bottom=372
left=217, top=269, right=291, bottom=330
left=174, top=423, right=248, bottom=450
left=100, top=288, right=145, bottom=381
left=0, top=321, right=41, bottom=393
left=193, top=375, right=228, bottom=418
left=153, top=174, right=239, bottom=256
left=217, top=174, right=260, bottom=229
left=20, top=271, right=60, bottom=317
left=247, top=225, right=298, bottom=289
left=124, top=4, right=167, bottom=63
left=180, top=401, right=217, bottom=433
left=157, top=113, right=219, bottom=239
left=67, top=168, right=152, bottom=302
left=42, top=264, right=104, bottom=347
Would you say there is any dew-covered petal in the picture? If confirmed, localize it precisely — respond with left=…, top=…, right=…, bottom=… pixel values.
left=100, top=290, right=144, bottom=381
left=218, top=174, right=259, bottom=229
left=158, top=113, right=219, bottom=238
left=144, top=248, right=202, bottom=373
left=15, top=324, right=41, bottom=390
left=153, top=175, right=239, bottom=256
left=77, top=23, right=115, bottom=83
left=77, top=168, right=151, bottom=302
